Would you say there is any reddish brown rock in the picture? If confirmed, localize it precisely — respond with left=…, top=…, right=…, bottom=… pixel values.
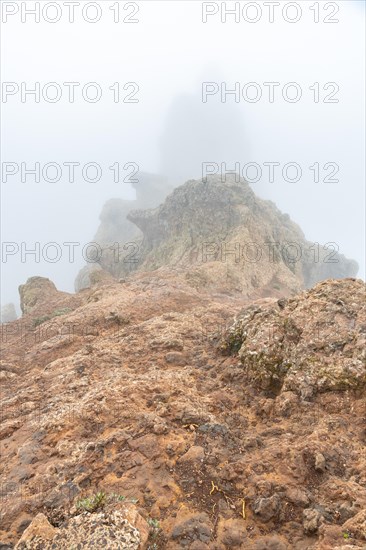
left=0, top=275, right=364, bottom=549
left=15, top=513, right=57, bottom=548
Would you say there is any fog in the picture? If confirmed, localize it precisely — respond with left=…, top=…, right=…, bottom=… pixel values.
left=1, top=0, right=365, bottom=312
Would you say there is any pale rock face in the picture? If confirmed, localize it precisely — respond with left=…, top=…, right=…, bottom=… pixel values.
left=16, top=275, right=82, bottom=322
left=15, top=513, right=57, bottom=548
left=75, top=172, right=174, bottom=283
left=303, top=508, right=323, bottom=534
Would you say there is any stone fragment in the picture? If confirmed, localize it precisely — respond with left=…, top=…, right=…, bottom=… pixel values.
left=303, top=508, right=323, bottom=534
left=253, top=495, right=281, bottom=522
left=178, top=446, right=205, bottom=464
left=314, top=452, right=326, bottom=473
left=15, top=513, right=57, bottom=548
left=165, top=351, right=187, bottom=366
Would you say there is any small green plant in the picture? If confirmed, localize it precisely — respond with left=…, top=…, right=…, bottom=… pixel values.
left=148, top=518, right=160, bottom=529
left=75, top=491, right=138, bottom=514
left=112, top=494, right=138, bottom=504
left=111, top=493, right=138, bottom=504
left=109, top=493, right=127, bottom=502
left=76, top=491, right=106, bottom=512
left=343, top=532, right=350, bottom=539
left=148, top=517, right=162, bottom=545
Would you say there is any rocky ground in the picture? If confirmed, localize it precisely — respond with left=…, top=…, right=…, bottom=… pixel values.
left=0, top=273, right=365, bottom=549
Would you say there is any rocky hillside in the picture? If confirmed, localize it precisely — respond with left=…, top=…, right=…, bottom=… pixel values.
left=1, top=273, right=365, bottom=549
left=87, top=176, right=358, bottom=298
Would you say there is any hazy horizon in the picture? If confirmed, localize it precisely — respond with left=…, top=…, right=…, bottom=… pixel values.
left=1, top=0, right=365, bottom=312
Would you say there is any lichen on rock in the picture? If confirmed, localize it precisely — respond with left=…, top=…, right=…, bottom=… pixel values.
left=221, top=278, right=366, bottom=397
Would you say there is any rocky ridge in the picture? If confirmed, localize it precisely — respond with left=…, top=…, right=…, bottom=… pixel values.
left=1, top=175, right=364, bottom=548
left=89, top=176, right=358, bottom=297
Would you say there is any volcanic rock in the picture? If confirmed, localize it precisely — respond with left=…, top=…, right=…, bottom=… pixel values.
left=92, top=175, right=358, bottom=298
left=0, top=269, right=365, bottom=549
left=221, top=278, right=366, bottom=397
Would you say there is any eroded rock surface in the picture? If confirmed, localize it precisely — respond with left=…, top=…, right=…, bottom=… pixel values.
left=15, top=507, right=148, bottom=549
left=102, top=176, right=357, bottom=296
left=221, top=278, right=366, bottom=398
left=1, top=275, right=365, bottom=548
left=74, top=264, right=115, bottom=293
left=18, top=277, right=81, bottom=317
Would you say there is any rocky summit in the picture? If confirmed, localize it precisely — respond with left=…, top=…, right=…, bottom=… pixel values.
left=86, top=176, right=358, bottom=297
left=0, top=176, right=365, bottom=549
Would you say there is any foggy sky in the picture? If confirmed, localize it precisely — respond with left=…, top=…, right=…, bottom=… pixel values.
left=1, top=0, right=365, bottom=312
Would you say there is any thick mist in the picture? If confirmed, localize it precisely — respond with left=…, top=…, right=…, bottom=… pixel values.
left=1, top=0, right=365, bottom=313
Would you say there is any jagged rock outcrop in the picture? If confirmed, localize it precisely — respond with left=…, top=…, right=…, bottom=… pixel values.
left=221, top=278, right=366, bottom=398
left=18, top=276, right=82, bottom=319
left=94, top=198, right=142, bottom=247
left=95, top=175, right=357, bottom=296
left=0, top=302, right=17, bottom=323
left=19, top=277, right=59, bottom=315
left=95, top=173, right=173, bottom=246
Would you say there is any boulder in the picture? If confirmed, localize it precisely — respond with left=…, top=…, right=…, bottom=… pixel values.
left=15, top=507, right=149, bottom=549
left=15, top=513, right=56, bottom=548
left=221, top=278, right=366, bottom=396
left=18, top=277, right=57, bottom=315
